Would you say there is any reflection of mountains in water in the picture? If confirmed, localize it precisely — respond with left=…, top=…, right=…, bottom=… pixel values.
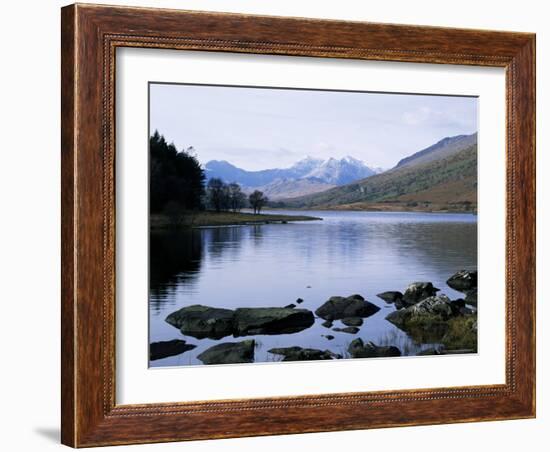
left=149, top=214, right=476, bottom=314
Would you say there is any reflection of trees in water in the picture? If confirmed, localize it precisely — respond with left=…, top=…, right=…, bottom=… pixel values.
left=204, top=226, right=256, bottom=262
left=149, top=230, right=203, bottom=311
left=149, top=226, right=253, bottom=310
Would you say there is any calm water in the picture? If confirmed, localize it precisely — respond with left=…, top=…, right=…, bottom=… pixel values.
left=149, top=210, right=477, bottom=367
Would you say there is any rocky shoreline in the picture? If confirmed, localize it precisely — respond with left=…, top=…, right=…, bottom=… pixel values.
left=151, top=269, right=478, bottom=364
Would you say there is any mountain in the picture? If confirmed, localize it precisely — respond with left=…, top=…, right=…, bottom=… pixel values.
left=395, top=133, right=477, bottom=169
left=254, top=178, right=337, bottom=199
left=205, top=156, right=378, bottom=199
left=281, top=133, right=477, bottom=212
left=303, top=156, right=376, bottom=185
left=204, top=157, right=323, bottom=188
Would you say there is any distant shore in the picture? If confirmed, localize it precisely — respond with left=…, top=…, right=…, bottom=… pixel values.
left=270, top=201, right=477, bottom=214
left=150, top=210, right=322, bottom=229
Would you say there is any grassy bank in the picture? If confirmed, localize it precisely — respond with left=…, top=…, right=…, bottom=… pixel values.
left=308, top=201, right=477, bottom=214
left=151, top=210, right=322, bottom=229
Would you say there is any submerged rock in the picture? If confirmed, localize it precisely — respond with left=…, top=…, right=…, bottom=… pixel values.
left=149, top=340, right=196, bottom=361
left=165, top=305, right=234, bottom=339
left=268, top=346, right=336, bottom=361
left=233, top=307, right=314, bottom=336
left=197, top=340, right=255, bottom=364
left=315, top=294, right=380, bottom=320
left=296, top=298, right=304, bottom=304
left=402, top=282, right=439, bottom=306
left=342, top=317, right=363, bottom=327
left=333, top=326, right=360, bottom=334
left=348, top=338, right=401, bottom=358
left=447, top=270, right=477, bottom=291
left=376, top=291, right=404, bottom=303
left=321, top=320, right=333, bottom=329
left=324, top=334, right=335, bottom=340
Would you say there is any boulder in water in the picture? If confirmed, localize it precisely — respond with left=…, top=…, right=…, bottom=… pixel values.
left=197, top=340, right=255, bottom=364
left=315, top=294, right=380, bottom=320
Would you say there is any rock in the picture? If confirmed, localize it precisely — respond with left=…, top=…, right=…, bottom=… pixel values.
left=296, top=298, right=304, bottom=304
left=449, top=298, right=466, bottom=315
left=324, top=335, right=335, bottom=340
left=268, top=346, right=336, bottom=361
left=333, top=326, right=360, bottom=334
left=285, top=304, right=296, bottom=309
left=315, top=294, right=380, bottom=320
left=341, top=317, right=363, bottom=326
left=233, top=307, right=314, bottom=336
left=348, top=338, right=401, bottom=358
left=197, top=340, right=255, bottom=364
left=321, top=320, right=333, bottom=329
left=464, top=289, right=478, bottom=306
left=165, top=305, right=235, bottom=339
left=439, top=348, right=476, bottom=355
left=417, top=347, right=474, bottom=356
left=446, top=270, right=477, bottom=291
left=416, top=347, right=443, bottom=356
left=394, top=298, right=405, bottom=310
left=402, top=282, right=439, bottom=306
left=149, top=340, right=196, bottom=361
left=376, top=291, right=403, bottom=303
left=385, top=295, right=456, bottom=342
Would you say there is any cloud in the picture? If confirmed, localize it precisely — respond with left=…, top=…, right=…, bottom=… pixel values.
left=402, top=105, right=475, bottom=129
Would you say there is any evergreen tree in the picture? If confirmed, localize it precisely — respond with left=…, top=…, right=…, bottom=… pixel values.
left=149, top=131, right=205, bottom=213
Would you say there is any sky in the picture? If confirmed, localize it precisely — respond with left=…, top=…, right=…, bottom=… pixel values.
left=149, top=83, right=477, bottom=171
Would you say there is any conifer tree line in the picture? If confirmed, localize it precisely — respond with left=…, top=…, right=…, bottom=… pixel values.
left=150, top=131, right=268, bottom=214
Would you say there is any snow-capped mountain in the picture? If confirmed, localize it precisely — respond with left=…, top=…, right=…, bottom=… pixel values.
left=302, top=156, right=376, bottom=185
left=204, top=156, right=380, bottom=199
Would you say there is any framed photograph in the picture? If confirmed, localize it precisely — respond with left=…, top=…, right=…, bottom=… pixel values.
left=61, top=4, right=536, bottom=447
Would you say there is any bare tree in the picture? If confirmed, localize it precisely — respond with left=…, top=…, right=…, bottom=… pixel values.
left=228, top=182, right=246, bottom=212
left=206, top=178, right=225, bottom=212
left=248, top=190, right=269, bottom=215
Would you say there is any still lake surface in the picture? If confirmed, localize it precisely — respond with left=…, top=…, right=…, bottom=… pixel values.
left=149, top=210, right=477, bottom=367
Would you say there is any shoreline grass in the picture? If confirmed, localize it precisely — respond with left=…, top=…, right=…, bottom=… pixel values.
left=151, top=210, right=322, bottom=229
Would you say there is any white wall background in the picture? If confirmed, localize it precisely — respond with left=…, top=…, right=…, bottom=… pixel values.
left=0, top=1, right=546, bottom=451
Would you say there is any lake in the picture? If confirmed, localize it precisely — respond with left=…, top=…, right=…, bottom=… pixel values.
left=149, top=210, right=477, bottom=367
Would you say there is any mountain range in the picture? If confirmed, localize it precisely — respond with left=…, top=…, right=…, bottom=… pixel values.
left=280, top=133, right=478, bottom=212
left=205, top=156, right=380, bottom=199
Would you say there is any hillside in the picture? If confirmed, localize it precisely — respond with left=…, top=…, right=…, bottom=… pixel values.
left=395, top=133, right=477, bottom=168
left=254, top=177, right=336, bottom=200
left=281, top=134, right=477, bottom=212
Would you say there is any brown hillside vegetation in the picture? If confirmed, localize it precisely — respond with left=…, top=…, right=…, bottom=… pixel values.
left=281, top=134, right=477, bottom=213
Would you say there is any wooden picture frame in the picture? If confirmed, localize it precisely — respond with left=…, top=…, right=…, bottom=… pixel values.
left=61, top=3, right=536, bottom=447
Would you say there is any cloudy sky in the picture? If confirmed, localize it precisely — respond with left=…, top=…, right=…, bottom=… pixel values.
left=149, top=83, right=477, bottom=171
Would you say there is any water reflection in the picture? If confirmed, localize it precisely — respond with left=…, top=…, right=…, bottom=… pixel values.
left=149, top=210, right=477, bottom=366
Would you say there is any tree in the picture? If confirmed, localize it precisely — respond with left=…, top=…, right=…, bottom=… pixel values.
left=206, top=178, right=226, bottom=212
left=149, top=131, right=205, bottom=213
left=228, top=182, right=246, bottom=212
left=249, top=190, right=268, bottom=214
